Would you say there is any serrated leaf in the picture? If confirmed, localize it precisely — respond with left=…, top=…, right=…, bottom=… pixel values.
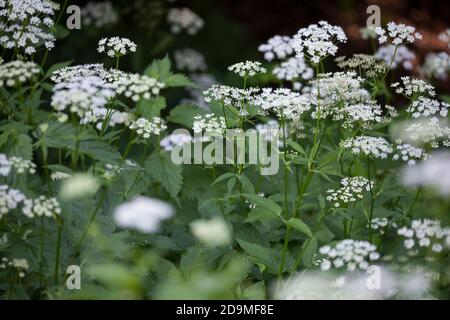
left=164, top=74, right=196, bottom=88
left=302, top=236, right=318, bottom=266
left=145, top=55, right=172, bottom=81
left=167, top=104, right=206, bottom=128
left=236, top=239, right=277, bottom=271
left=145, top=152, right=183, bottom=200
left=4, top=133, right=33, bottom=160
left=137, top=96, right=166, bottom=119
left=286, top=218, right=313, bottom=238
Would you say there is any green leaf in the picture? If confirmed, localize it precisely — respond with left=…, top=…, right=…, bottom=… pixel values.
left=242, top=194, right=282, bottom=216
left=236, top=239, right=277, bottom=271
left=44, top=60, right=73, bottom=79
left=167, top=103, right=206, bottom=128
left=212, top=172, right=235, bottom=186
left=78, top=140, right=121, bottom=164
left=287, top=139, right=308, bottom=157
left=137, top=97, right=166, bottom=119
left=145, top=152, right=183, bottom=200
left=4, top=133, right=33, bottom=160
left=302, top=236, right=318, bottom=266
left=164, top=74, right=196, bottom=88
left=286, top=218, right=313, bottom=238
left=145, top=55, right=172, bottom=81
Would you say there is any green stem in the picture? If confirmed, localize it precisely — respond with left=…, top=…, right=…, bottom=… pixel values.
left=54, top=220, right=63, bottom=285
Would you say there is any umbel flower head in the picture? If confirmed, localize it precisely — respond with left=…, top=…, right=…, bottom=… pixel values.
left=228, top=61, right=266, bottom=78
left=129, top=117, right=167, bottom=138
left=374, top=22, right=422, bottom=45
left=258, top=35, right=294, bottom=61
left=318, top=239, right=380, bottom=272
left=253, top=88, right=311, bottom=121
left=292, top=21, right=347, bottom=64
left=0, top=0, right=59, bottom=55
left=397, top=219, right=450, bottom=254
left=391, top=77, right=436, bottom=99
left=272, top=56, right=313, bottom=81
left=192, top=114, right=226, bottom=135
left=0, top=60, right=40, bottom=87
left=0, top=185, right=27, bottom=219
left=81, top=1, right=118, bottom=28
left=113, top=196, right=174, bottom=233
left=22, top=196, right=61, bottom=218
left=375, top=45, right=415, bottom=70
left=51, top=76, right=116, bottom=119
left=335, top=54, right=387, bottom=78
left=97, top=37, right=137, bottom=58
left=167, top=7, right=204, bottom=35
left=326, top=176, right=373, bottom=208
left=341, top=136, right=393, bottom=159
left=190, top=218, right=231, bottom=247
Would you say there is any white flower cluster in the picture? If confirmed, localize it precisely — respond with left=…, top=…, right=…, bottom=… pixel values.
left=340, top=102, right=384, bottom=129
left=0, top=257, right=28, bottom=278
left=392, top=77, right=436, bottom=98
left=97, top=37, right=137, bottom=58
left=228, top=61, right=266, bottom=78
left=422, top=52, right=450, bottom=80
left=81, top=1, right=118, bottom=28
left=174, top=48, right=207, bottom=72
left=292, top=21, right=347, bottom=64
left=258, top=35, right=294, bottom=61
left=406, top=97, right=448, bottom=118
left=192, top=114, right=226, bottom=135
left=392, top=141, right=428, bottom=167
left=341, top=136, right=393, bottom=159
left=319, top=239, right=380, bottom=271
left=402, top=151, right=450, bottom=196
left=203, top=84, right=259, bottom=109
left=309, top=72, right=370, bottom=119
left=50, top=171, right=71, bottom=181
left=368, top=218, right=397, bottom=234
left=397, top=219, right=450, bottom=254
left=374, top=22, right=422, bottom=45
left=114, top=73, right=164, bottom=102
left=326, top=176, right=373, bottom=208
left=190, top=218, right=231, bottom=247
left=402, top=117, right=450, bottom=148
left=0, top=154, right=11, bottom=176
left=0, top=60, right=40, bottom=87
left=129, top=117, right=167, bottom=138
left=114, top=196, right=173, bottom=233
left=51, top=64, right=113, bottom=84
left=22, top=196, right=61, bottom=218
left=273, top=57, right=314, bottom=81
left=335, top=54, right=387, bottom=78
left=438, top=29, right=450, bottom=49
left=160, top=132, right=193, bottom=151
left=9, top=156, right=36, bottom=174
left=253, top=88, right=311, bottom=121
left=0, top=185, right=27, bottom=219
left=51, top=76, right=116, bottom=119
left=375, top=45, right=415, bottom=70
left=167, top=7, right=204, bottom=35
left=0, top=0, right=58, bottom=55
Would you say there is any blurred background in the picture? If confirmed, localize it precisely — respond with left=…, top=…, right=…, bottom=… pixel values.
left=51, top=0, right=450, bottom=92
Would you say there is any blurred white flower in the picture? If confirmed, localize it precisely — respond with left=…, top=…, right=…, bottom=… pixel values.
left=114, top=196, right=173, bottom=233
left=273, top=267, right=431, bottom=300
left=375, top=45, right=415, bottom=70
left=190, top=218, right=231, bottom=247
left=60, top=174, right=100, bottom=201
left=401, top=151, right=450, bottom=196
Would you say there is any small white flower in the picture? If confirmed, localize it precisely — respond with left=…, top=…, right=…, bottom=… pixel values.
left=129, top=117, right=167, bottom=138
left=228, top=61, right=266, bottom=78
left=97, top=37, right=137, bottom=58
